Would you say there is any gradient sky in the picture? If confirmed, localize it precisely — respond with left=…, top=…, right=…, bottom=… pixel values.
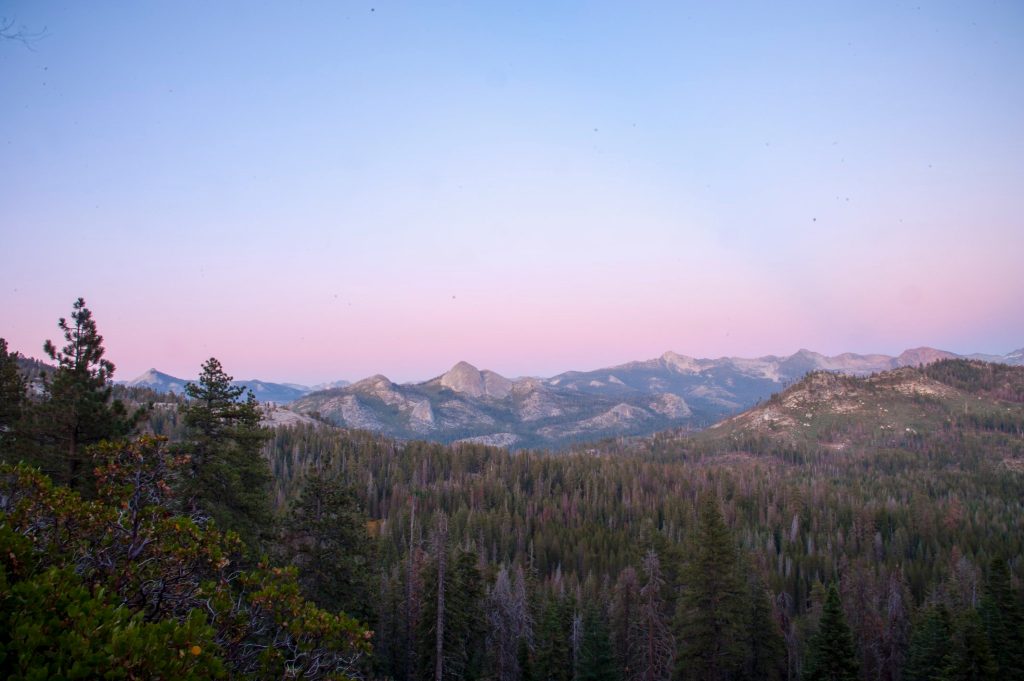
left=2, top=1, right=1023, bottom=385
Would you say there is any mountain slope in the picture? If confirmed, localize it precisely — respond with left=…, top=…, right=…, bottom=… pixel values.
left=696, top=359, right=1024, bottom=452
left=290, top=349, right=1023, bottom=449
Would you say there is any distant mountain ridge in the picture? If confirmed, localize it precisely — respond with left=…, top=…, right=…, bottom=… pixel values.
left=122, top=369, right=335, bottom=405
left=694, top=358, right=1024, bottom=454
left=288, top=346, right=1024, bottom=448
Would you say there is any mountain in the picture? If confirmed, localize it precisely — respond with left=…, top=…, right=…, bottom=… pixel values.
left=290, top=347, right=1023, bottom=449
left=126, top=369, right=193, bottom=396
left=696, top=359, right=1024, bottom=452
left=124, top=369, right=310, bottom=404
left=234, top=379, right=309, bottom=404
left=309, top=379, right=351, bottom=391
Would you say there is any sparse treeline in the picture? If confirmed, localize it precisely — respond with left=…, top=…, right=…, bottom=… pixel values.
left=2, top=299, right=1024, bottom=680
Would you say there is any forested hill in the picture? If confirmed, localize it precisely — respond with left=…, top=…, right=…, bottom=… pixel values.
left=689, top=358, right=1024, bottom=454
left=258, top=358, right=1024, bottom=681
left=4, top=302, right=1024, bottom=681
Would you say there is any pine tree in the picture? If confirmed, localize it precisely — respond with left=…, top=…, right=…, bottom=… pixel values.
left=941, top=610, right=997, bottom=681
left=743, top=572, right=785, bottom=681
left=450, top=547, right=487, bottom=680
left=282, top=469, right=376, bottom=623
left=610, top=566, right=640, bottom=678
left=578, top=602, right=621, bottom=681
left=904, top=605, right=953, bottom=681
left=674, top=495, right=748, bottom=681
left=0, top=338, right=27, bottom=457
left=535, top=596, right=573, bottom=681
left=978, top=558, right=1024, bottom=679
left=802, top=583, right=859, bottom=681
left=417, top=540, right=485, bottom=675
left=180, top=357, right=271, bottom=550
left=418, top=518, right=486, bottom=681
left=37, top=298, right=136, bottom=488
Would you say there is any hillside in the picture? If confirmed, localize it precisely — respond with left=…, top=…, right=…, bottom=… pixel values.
left=693, top=360, right=1024, bottom=464
left=290, top=349, right=1024, bottom=449
left=262, top=359, right=1024, bottom=681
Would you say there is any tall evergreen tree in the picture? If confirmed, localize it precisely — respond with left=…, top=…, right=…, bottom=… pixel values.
left=941, top=610, right=998, bottom=681
left=978, top=558, right=1024, bottom=679
left=282, top=469, right=376, bottom=623
left=38, top=298, right=136, bottom=488
left=578, top=602, right=621, bottom=681
left=418, top=516, right=486, bottom=681
left=450, top=547, right=487, bottom=680
left=904, top=605, right=953, bottom=681
left=674, top=495, right=748, bottom=681
left=535, top=595, right=573, bottom=681
left=180, top=357, right=271, bottom=550
left=0, top=338, right=27, bottom=456
left=802, top=583, right=859, bottom=681
left=610, top=566, right=640, bottom=678
left=743, top=572, right=785, bottom=681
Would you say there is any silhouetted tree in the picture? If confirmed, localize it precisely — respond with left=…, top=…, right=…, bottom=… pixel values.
left=38, top=298, right=136, bottom=489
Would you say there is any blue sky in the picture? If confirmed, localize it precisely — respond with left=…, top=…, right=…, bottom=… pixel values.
left=2, top=1, right=1022, bottom=383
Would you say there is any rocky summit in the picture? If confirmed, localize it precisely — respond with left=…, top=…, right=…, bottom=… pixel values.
left=286, top=346, right=1024, bottom=449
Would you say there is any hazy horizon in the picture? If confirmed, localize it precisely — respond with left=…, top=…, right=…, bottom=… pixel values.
left=7, top=330, right=1023, bottom=388
left=3, top=2, right=1023, bottom=385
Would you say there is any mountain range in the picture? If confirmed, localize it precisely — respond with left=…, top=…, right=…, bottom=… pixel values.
left=286, top=346, right=1024, bottom=448
left=121, top=368, right=350, bottom=405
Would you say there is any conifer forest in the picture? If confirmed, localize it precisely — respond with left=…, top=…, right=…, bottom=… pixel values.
left=5, top=2, right=1023, bottom=678
left=1, top=300, right=1022, bottom=680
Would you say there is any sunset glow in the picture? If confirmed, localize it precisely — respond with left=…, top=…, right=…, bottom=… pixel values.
left=2, top=2, right=1022, bottom=384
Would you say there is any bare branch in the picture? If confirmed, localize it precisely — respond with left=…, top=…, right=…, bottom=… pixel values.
left=0, top=16, right=47, bottom=49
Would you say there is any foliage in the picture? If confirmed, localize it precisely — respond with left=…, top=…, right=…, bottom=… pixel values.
left=940, top=610, right=997, bottom=680
left=578, top=602, right=621, bottom=681
left=417, top=527, right=486, bottom=681
left=978, top=558, right=1024, bottom=679
left=0, top=338, right=27, bottom=453
left=7, top=302, right=1024, bottom=681
left=743, top=571, right=785, bottom=681
left=802, top=584, right=859, bottom=681
left=281, top=470, right=376, bottom=623
left=0, top=555, right=223, bottom=680
left=26, top=298, right=140, bottom=489
left=673, top=495, right=748, bottom=681
left=0, top=436, right=370, bottom=680
left=181, top=357, right=273, bottom=551
left=905, top=605, right=953, bottom=681
left=533, top=594, right=573, bottom=681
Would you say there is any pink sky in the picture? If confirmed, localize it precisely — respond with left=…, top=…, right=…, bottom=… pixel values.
left=2, top=2, right=1022, bottom=384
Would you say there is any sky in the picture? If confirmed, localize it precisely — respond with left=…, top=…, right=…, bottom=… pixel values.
left=2, top=1, right=1022, bottom=385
